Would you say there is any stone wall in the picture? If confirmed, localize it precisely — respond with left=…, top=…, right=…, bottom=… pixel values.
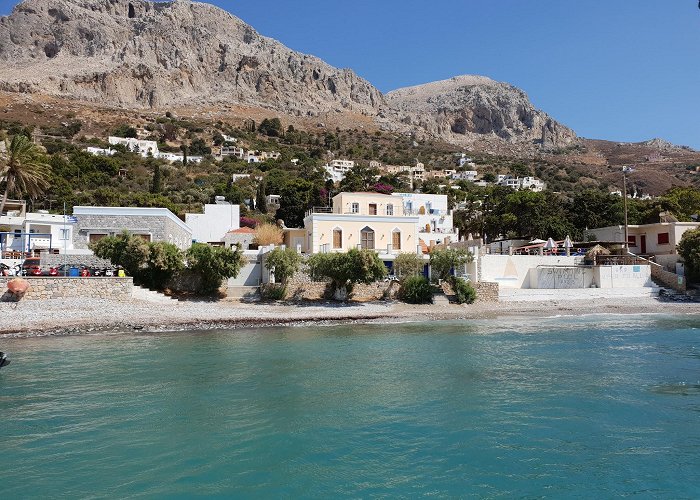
left=475, top=282, right=499, bottom=303
left=651, top=264, right=686, bottom=292
left=282, top=264, right=397, bottom=301
left=73, top=215, right=191, bottom=250
left=0, top=277, right=133, bottom=301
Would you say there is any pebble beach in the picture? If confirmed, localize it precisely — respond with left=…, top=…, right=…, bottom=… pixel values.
left=1, top=296, right=698, bottom=338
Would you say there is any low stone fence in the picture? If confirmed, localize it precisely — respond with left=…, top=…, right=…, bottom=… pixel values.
left=39, top=254, right=113, bottom=269
left=0, top=277, right=134, bottom=302
left=651, top=264, right=687, bottom=292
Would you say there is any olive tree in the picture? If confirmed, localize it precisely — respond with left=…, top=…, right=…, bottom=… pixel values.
left=308, top=248, right=387, bottom=300
left=429, top=248, right=473, bottom=282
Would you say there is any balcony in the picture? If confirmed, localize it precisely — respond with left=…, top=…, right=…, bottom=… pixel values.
left=318, top=243, right=423, bottom=255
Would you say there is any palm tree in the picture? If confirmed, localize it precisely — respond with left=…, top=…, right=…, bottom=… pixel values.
left=0, top=135, right=52, bottom=216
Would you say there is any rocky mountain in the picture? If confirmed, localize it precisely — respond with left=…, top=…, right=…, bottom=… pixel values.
left=0, top=0, right=384, bottom=115
left=0, top=0, right=576, bottom=149
left=384, top=76, right=577, bottom=149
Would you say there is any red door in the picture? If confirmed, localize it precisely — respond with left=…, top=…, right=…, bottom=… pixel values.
left=640, top=235, right=647, bottom=254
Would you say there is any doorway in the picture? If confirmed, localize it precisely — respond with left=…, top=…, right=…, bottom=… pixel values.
left=640, top=234, right=647, bottom=254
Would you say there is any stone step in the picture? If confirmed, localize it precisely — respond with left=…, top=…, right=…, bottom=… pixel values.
left=131, top=285, right=178, bottom=304
left=432, top=292, right=451, bottom=306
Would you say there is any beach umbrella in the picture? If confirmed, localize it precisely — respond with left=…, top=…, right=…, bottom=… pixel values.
left=563, top=236, right=573, bottom=249
left=585, top=244, right=611, bottom=260
left=529, top=238, right=546, bottom=245
left=544, top=238, right=557, bottom=250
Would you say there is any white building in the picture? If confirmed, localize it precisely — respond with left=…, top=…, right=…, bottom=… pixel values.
left=1, top=201, right=76, bottom=259
left=452, top=170, right=478, bottom=181
left=108, top=136, right=159, bottom=157
left=496, top=175, right=546, bottom=192
left=86, top=146, right=116, bottom=157
left=391, top=192, right=458, bottom=245
left=324, top=159, right=355, bottom=183
left=100, top=136, right=202, bottom=163
left=185, top=202, right=240, bottom=244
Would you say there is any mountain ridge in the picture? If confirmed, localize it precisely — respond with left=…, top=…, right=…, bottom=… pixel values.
left=0, top=0, right=575, bottom=149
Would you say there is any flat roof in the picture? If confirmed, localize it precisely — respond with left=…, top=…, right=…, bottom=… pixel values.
left=73, top=206, right=191, bottom=233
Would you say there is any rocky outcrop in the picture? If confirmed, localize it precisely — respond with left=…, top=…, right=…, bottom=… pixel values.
left=384, top=76, right=577, bottom=149
left=0, top=0, right=384, bottom=114
left=0, top=0, right=576, bottom=150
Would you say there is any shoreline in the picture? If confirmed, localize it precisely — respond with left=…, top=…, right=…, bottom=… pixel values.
left=1, top=296, right=698, bottom=339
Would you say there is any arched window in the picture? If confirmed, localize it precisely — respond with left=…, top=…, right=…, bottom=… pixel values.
left=360, top=226, right=375, bottom=250
left=392, top=229, right=401, bottom=250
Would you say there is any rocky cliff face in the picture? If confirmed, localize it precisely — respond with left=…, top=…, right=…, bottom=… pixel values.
left=384, top=76, right=577, bottom=149
left=0, top=0, right=384, bottom=114
left=0, top=0, right=576, bottom=149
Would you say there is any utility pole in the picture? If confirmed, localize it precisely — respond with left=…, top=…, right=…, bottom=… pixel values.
left=622, top=166, right=634, bottom=255
left=63, top=202, right=68, bottom=276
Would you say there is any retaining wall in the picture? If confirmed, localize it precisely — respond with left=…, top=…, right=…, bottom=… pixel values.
left=0, top=277, right=134, bottom=301
left=651, top=264, right=687, bottom=292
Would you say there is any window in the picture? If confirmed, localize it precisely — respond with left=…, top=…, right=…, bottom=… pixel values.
left=369, top=203, right=377, bottom=215
left=392, top=230, right=401, bottom=250
left=333, top=229, right=342, bottom=249
left=89, top=233, right=108, bottom=244
left=360, top=227, right=375, bottom=250
left=135, top=234, right=152, bottom=243
left=628, top=235, right=637, bottom=246
left=386, top=204, right=394, bottom=216
left=351, top=202, right=359, bottom=214
left=658, top=232, right=670, bottom=245
left=60, top=229, right=69, bottom=241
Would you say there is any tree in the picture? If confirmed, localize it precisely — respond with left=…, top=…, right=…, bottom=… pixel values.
left=393, top=252, right=425, bottom=280
left=189, top=138, right=212, bottom=156
left=264, top=247, right=302, bottom=285
left=254, top=223, right=284, bottom=246
left=429, top=248, right=473, bottom=282
left=113, top=124, right=137, bottom=138
left=0, top=135, right=52, bottom=216
left=143, top=242, right=183, bottom=289
left=150, top=160, right=162, bottom=194
left=185, top=243, right=244, bottom=295
left=339, top=164, right=380, bottom=192
left=256, top=178, right=268, bottom=213
left=677, top=228, right=700, bottom=283
left=276, top=178, right=320, bottom=228
left=307, top=248, right=387, bottom=300
left=90, top=231, right=150, bottom=279
left=258, top=118, right=283, bottom=137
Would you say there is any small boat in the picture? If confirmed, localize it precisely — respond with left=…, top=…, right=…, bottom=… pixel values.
left=0, top=352, right=9, bottom=369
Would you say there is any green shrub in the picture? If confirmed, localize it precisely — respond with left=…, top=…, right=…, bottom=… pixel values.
left=399, top=276, right=434, bottom=304
left=261, top=284, right=287, bottom=301
left=264, top=247, right=302, bottom=285
left=451, top=277, right=477, bottom=304
left=185, top=243, right=244, bottom=295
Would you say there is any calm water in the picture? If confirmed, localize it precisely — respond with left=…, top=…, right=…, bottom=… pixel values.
left=1, top=315, right=700, bottom=498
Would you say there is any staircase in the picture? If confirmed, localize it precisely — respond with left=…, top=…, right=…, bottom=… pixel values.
left=132, top=285, right=179, bottom=304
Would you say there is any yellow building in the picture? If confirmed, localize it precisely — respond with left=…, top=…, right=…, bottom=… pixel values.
left=303, top=193, right=420, bottom=255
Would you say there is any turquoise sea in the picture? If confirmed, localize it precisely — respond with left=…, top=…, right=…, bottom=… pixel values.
left=1, top=314, right=700, bottom=498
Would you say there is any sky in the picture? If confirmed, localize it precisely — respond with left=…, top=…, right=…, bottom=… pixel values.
left=1, top=0, right=699, bottom=148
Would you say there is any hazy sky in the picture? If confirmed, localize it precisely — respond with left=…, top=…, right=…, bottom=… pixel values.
left=1, top=0, right=699, bottom=147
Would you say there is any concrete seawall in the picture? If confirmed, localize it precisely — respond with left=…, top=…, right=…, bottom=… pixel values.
left=0, top=277, right=134, bottom=302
